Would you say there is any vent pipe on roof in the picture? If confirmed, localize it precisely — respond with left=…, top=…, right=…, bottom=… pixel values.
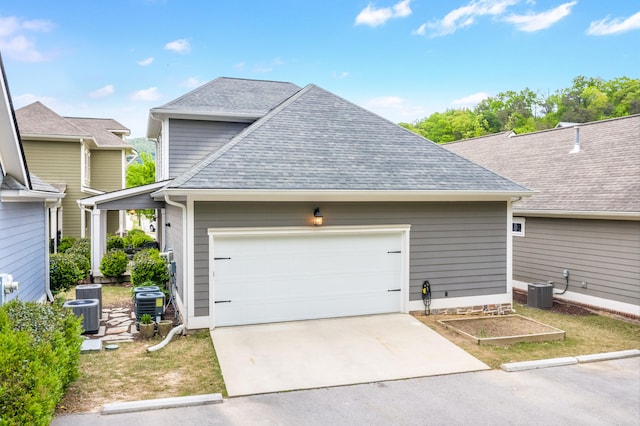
left=569, top=126, right=580, bottom=153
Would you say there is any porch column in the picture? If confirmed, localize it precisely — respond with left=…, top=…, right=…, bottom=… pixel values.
left=91, top=208, right=107, bottom=276
left=49, top=206, right=58, bottom=252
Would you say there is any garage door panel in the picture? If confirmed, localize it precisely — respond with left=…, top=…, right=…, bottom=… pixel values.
left=212, top=230, right=404, bottom=326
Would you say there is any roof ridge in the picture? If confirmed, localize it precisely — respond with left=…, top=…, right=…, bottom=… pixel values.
left=20, top=101, right=92, bottom=137
left=168, top=84, right=310, bottom=188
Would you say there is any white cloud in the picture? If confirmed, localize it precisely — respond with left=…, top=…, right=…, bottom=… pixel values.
left=451, top=92, right=490, bottom=107
left=89, top=84, right=115, bottom=99
left=503, top=1, right=576, bottom=32
left=130, top=87, right=161, bottom=101
left=0, top=15, right=54, bottom=62
left=234, top=61, right=246, bottom=71
left=355, top=0, right=412, bottom=27
left=137, top=57, right=154, bottom=66
left=362, top=95, right=427, bottom=123
left=332, top=71, right=349, bottom=79
left=182, top=77, right=205, bottom=88
left=421, top=0, right=517, bottom=37
left=587, top=11, right=640, bottom=36
left=164, top=38, right=190, bottom=54
left=412, top=23, right=426, bottom=35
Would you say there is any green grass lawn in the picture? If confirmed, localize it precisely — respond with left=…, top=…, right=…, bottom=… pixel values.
left=415, top=302, right=640, bottom=369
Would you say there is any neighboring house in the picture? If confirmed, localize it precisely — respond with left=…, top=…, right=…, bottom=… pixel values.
left=15, top=102, right=132, bottom=245
left=81, top=77, right=533, bottom=330
left=445, top=115, right=640, bottom=317
left=0, top=54, right=64, bottom=304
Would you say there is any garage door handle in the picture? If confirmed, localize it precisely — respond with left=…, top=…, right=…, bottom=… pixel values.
left=214, top=257, right=231, bottom=260
left=215, top=300, right=232, bottom=304
left=387, top=250, right=401, bottom=254
left=387, top=289, right=401, bottom=292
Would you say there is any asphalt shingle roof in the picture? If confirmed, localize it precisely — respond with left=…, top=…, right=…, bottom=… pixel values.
left=169, top=84, right=530, bottom=193
left=65, top=117, right=131, bottom=148
left=153, top=77, right=301, bottom=116
left=16, top=102, right=89, bottom=138
left=444, top=115, right=640, bottom=213
left=16, top=102, right=131, bottom=149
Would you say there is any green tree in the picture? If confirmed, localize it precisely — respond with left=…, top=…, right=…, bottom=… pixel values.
left=126, top=152, right=156, bottom=188
left=125, top=152, right=156, bottom=223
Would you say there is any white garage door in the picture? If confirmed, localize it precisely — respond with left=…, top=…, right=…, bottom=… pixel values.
left=211, top=229, right=406, bottom=327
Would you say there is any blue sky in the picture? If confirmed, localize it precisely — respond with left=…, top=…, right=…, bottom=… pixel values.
left=1, top=0, right=638, bottom=138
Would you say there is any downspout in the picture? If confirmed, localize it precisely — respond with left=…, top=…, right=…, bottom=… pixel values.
left=164, top=194, right=187, bottom=325
left=44, top=201, right=55, bottom=302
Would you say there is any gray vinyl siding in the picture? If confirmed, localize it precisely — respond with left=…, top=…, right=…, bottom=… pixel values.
left=167, top=119, right=249, bottom=179
left=193, top=201, right=507, bottom=317
left=164, top=203, right=184, bottom=302
left=513, top=217, right=640, bottom=306
left=22, top=140, right=84, bottom=237
left=0, top=200, right=47, bottom=303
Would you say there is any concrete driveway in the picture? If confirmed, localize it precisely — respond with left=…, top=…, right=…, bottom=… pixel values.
left=211, top=313, right=489, bottom=396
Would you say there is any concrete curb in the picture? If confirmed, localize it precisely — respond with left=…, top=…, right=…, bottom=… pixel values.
left=102, top=393, right=223, bottom=415
left=501, top=349, right=640, bottom=372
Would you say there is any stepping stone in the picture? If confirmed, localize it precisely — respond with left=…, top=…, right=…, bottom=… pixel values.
left=110, top=312, right=128, bottom=318
left=95, top=326, right=106, bottom=337
left=106, top=326, right=129, bottom=335
left=81, top=339, right=102, bottom=352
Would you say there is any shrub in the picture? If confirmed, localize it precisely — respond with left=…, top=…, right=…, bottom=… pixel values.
left=66, top=252, right=91, bottom=280
left=124, top=230, right=154, bottom=249
left=99, top=249, right=128, bottom=278
left=67, top=238, right=90, bottom=259
left=0, top=300, right=83, bottom=425
left=107, top=234, right=124, bottom=250
left=49, top=253, right=83, bottom=294
left=57, top=236, right=77, bottom=253
left=63, top=238, right=91, bottom=280
left=131, top=249, right=168, bottom=286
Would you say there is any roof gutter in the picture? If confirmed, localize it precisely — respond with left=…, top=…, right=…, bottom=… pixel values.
left=152, top=188, right=536, bottom=203
left=514, top=209, right=640, bottom=221
left=0, top=189, right=65, bottom=202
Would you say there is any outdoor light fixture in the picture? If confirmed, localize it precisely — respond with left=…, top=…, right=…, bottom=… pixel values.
left=313, top=207, right=323, bottom=226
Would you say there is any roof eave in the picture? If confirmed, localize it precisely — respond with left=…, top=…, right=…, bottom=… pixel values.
left=0, top=189, right=65, bottom=202
left=147, top=109, right=261, bottom=138
left=514, top=209, right=640, bottom=221
left=153, top=188, right=535, bottom=202
left=78, top=180, right=169, bottom=207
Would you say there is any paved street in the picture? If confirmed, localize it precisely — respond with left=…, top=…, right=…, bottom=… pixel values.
left=52, top=357, right=640, bottom=426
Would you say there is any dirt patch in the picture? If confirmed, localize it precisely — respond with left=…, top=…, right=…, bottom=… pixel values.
left=438, top=315, right=565, bottom=345
left=513, top=290, right=598, bottom=316
left=441, top=315, right=557, bottom=338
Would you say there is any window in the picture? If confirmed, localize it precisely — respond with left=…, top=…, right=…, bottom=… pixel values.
left=81, top=144, right=91, bottom=186
left=512, top=217, right=525, bottom=237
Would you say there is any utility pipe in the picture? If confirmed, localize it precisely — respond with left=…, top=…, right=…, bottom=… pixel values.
left=147, top=324, right=185, bottom=352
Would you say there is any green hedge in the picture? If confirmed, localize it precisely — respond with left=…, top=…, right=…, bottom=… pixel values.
left=124, top=229, right=154, bottom=248
left=57, top=236, right=77, bottom=253
left=107, top=234, right=124, bottom=250
left=131, top=249, right=168, bottom=286
left=0, top=300, right=83, bottom=425
left=99, top=249, right=128, bottom=278
left=49, top=253, right=83, bottom=294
